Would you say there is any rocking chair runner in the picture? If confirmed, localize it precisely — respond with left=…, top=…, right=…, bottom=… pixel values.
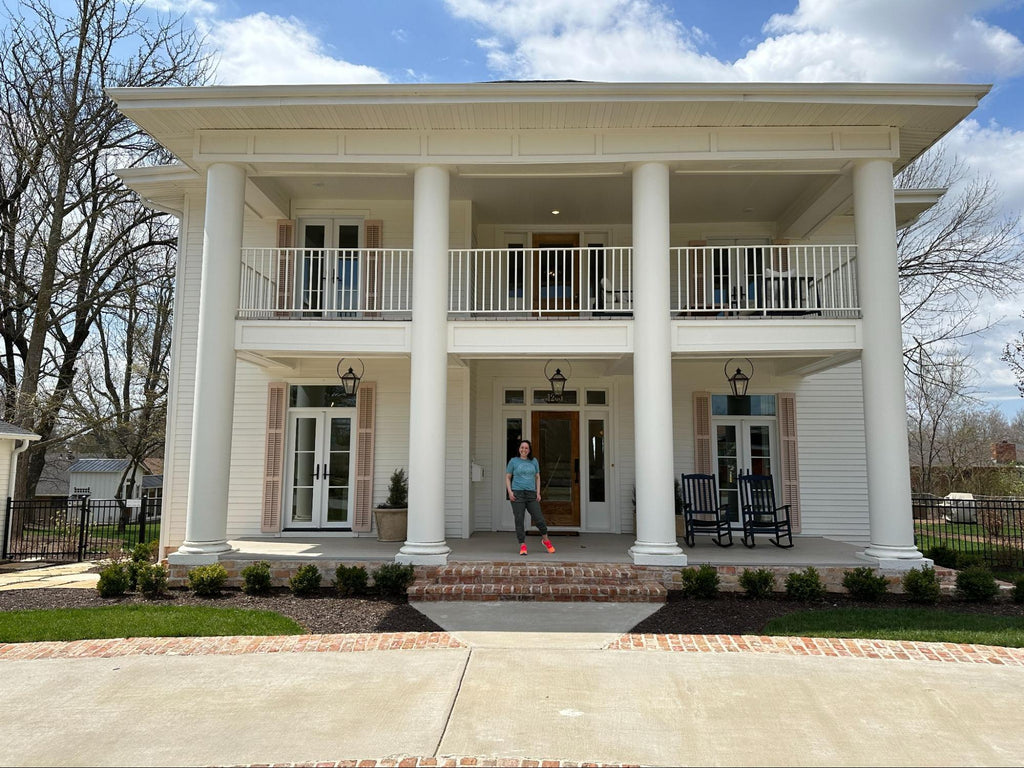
left=737, top=473, right=794, bottom=548
left=680, top=473, right=733, bottom=547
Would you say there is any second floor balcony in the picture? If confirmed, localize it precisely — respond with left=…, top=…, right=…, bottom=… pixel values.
left=238, top=244, right=859, bottom=321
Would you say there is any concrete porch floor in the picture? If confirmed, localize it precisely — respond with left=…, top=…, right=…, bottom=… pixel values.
left=226, top=532, right=867, bottom=567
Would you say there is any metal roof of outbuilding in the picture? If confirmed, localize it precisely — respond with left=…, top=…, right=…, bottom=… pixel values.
left=68, top=458, right=132, bottom=473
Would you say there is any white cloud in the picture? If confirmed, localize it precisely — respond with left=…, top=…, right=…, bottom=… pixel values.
left=444, top=0, right=1024, bottom=83
left=141, top=0, right=218, bottom=15
left=943, top=118, right=1024, bottom=222
left=201, top=13, right=390, bottom=85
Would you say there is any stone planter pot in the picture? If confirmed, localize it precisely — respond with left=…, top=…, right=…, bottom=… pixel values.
left=374, top=508, right=408, bottom=542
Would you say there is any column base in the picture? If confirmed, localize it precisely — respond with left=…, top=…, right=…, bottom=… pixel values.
left=169, top=541, right=236, bottom=566
left=629, top=542, right=687, bottom=567
left=858, top=544, right=932, bottom=571
left=396, top=541, right=451, bottom=566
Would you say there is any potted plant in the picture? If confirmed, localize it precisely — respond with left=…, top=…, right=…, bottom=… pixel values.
left=374, top=468, right=408, bottom=542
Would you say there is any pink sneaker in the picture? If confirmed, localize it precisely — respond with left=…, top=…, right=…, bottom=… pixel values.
left=542, top=538, right=556, bottom=554
left=519, top=544, right=528, bottom=556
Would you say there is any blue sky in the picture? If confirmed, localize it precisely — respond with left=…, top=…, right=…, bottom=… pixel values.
left=145, top=0, right=1024, bottom=415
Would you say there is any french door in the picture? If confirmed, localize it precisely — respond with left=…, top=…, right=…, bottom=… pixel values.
left=286, top=408, right=356, bottom=529
left=299, top=219, right=361, bottom=313
left=714, top=419, right=777, bottom=525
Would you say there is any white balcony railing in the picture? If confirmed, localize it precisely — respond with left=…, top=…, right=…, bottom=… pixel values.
left=239, top=248, right=413, bottom=318
left=448, top=247, right=633, bottom=315
left=237, top=245, right=859, bottom=319
left=671, top=245, right=859, bottom=317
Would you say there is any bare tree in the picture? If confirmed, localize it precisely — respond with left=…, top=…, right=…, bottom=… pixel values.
left=896, top=148, right=1024, bottom=388
left=1005, top=325, right=1024, bottom=399
left=0, top=0, right=208, bottom=496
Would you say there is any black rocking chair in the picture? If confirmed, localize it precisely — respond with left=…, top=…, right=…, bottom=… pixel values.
left=737, top=473, right=793, bottom=548
left=680, top=473, right=733, bottom=547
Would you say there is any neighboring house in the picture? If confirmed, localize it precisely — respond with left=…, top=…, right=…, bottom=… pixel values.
left=109, top=81, right=989, bottom=568
left=0, top=420, right=41, bottom=543
left=67, top=458, right=143, bottom=500
left=141, top=474, right=164, bottom=501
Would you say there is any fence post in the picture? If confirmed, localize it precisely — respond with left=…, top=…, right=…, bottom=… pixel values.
left=77, top=496, right=89, bottom=562
left=139, top=497, right=147, bottom=547
left=2, top=497, right=10, bottom=559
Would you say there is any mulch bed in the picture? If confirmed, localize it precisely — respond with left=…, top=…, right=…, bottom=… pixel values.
left=0, top=588, right=1021, bottom=636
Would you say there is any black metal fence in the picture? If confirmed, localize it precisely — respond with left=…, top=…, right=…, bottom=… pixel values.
left=912, top=493, right=1024, bottom=572
left=2, top=496, right=162, bottom=562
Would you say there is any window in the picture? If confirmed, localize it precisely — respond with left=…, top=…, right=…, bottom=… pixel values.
left=585, top=390, right=607, bottom=405
left=712, top=394, right=776, bottom=416
left=532, top=389, right=578, bottom=405
left=504, top=389, right=526, bottom=405
left=290, top=385, right=357, bottom=408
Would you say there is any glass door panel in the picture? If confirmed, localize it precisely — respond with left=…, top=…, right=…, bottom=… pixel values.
left=301, top=224, right=326, bottom=312
left=532, top=411, right=580, bottom=527
left=334, top=224, right=360, bottom=313
left=324, top=416, right=353, bottom=524
left=587, top=419, right=606, bottom=503
left=716, top=424, right=739, bottom=523
left=290, top=416, right=319, bottom=525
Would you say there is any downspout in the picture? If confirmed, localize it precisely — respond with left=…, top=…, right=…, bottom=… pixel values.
left=7, top=438, right=35, bottom=501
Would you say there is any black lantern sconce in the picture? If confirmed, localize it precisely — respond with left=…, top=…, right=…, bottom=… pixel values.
left=336, top=358, right=365, bottom=396
left=724, top=358, right=754, bottom=397
left=543, top=359, right=572, bottom=403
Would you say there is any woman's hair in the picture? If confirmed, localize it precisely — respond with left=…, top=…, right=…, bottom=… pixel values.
left=518, top=439, right=534, bottom=459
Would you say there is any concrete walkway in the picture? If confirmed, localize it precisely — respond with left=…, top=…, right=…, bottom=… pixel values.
left=0, top=561, right=98, bottom=590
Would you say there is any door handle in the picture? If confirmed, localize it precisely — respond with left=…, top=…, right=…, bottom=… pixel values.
left=574, top=458, right=579, bottom=483
left=322, top=464, right=330, bottom=480
left=313, top=464, right=320, bottom=480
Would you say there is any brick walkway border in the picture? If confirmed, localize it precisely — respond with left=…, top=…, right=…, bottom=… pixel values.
left=1, top=631, right=1023, bottom=665
left=605, top=633, right=1024, bottom=664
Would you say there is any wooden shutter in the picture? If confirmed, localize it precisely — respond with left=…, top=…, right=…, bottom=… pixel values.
left=693, top=391, right=712, bottom=475
left=275, top=220, right=295, bottom=316
left=261, top=382, right=288, bottom=533
left=364, top=219, right=383, bottom=315
left=778, top=392, right=802, bottom=533
left=352, top=382, right=376, bottom=532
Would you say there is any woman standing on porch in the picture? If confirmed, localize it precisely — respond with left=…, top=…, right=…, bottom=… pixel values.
left=506, top=439, right=557, bottom=556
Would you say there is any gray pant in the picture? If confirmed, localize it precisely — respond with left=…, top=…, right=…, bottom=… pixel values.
left=510, top=489, right=549, bottom=543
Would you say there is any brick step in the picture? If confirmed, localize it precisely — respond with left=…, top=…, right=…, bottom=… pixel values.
left=408, top=581, right=668, bottom=602
left=431, top=563, right=658, bottom=586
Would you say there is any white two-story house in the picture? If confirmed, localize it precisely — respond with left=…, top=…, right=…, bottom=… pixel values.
left=109, top=81, right=988, bottom=569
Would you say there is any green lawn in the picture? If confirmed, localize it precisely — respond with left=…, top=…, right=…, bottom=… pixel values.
left=0, top=605, right=303, bottom=643
left=765, top=608, right=1024, bottom=647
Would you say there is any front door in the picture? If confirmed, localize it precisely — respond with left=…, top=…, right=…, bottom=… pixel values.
left=299, top=219, right=362, bottom=314
left=533, top=233, right=580, bottom=314
left=286, top=408, right=356, bottom=529
left=532, top=410, right=581, bottom=527
left=714, top=419, right=776, bottom=525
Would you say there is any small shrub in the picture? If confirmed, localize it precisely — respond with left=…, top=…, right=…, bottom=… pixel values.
left=188, top=563, right=228, bottom=597
left=372, top=562, right=416, bottom=597
left=841, top=567, right=889, bottom=602
left=738, top=568, right=776, bottom=599
left=96, top=562, right=130, bottom=598
left=902, top=566, right=941, bottom=605
left=954, top=552, right=985, bottom=570
left=1012, top=576, right=1024, bottom=604
left=130, top=541, right=157, bottom=563
left=954, top=566, right=1000, bottom=603
left=137, top=563, right=169, bottom=598
left=784, top=566, right=826, bottom=601
left=334, top=564, right=369, bottom=597
left=241, top=560, right=273, bottom=596
left=679, top=564, right=720, bottom=599
left=289, top=563, right=323, bottom=597
left=925, top=545, right=958, bottom=569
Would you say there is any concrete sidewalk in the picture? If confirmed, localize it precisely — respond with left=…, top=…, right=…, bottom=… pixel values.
left=1, top=630, right=1023, bottom=767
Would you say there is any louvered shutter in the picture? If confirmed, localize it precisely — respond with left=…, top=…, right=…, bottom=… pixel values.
left=275, top=220, right=295, bottom=316
left=693, top=391, right=712, bottom=475
left=364, top=219, right=383, bottom=315
left=778, top=392, right=801, bottom=532
left=352, top=382, right=376, bottom=532
left=261, top=382, right=288, bottom=532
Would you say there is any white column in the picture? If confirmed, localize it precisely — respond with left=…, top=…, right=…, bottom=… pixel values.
left=853, top=159, right=927, bottom=569
left=174, top=163, right=246, bottom=561
left=629, top=162, right=686, bottom=566
left=397, top=165, right=452, bottom=565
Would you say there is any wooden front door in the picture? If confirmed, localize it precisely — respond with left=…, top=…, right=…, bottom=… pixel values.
left=533, top=232, right=580, bottom=315
left=532, top=410, right=581, bottom=527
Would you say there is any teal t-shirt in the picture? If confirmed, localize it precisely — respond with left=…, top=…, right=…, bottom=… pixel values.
left=506, top=456, right=540, bottom=491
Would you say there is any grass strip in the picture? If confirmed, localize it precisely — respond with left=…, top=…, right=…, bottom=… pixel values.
left=765, top=607, right=1024, bottom=647
left=0, top=605, right=304, bottom=643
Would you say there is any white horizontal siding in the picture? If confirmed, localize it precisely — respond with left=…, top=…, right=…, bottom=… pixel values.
left=226, top=360, right=271, bottom=537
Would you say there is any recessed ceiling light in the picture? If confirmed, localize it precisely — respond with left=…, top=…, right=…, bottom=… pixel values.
left=551, top=209, right=560, bottom=215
